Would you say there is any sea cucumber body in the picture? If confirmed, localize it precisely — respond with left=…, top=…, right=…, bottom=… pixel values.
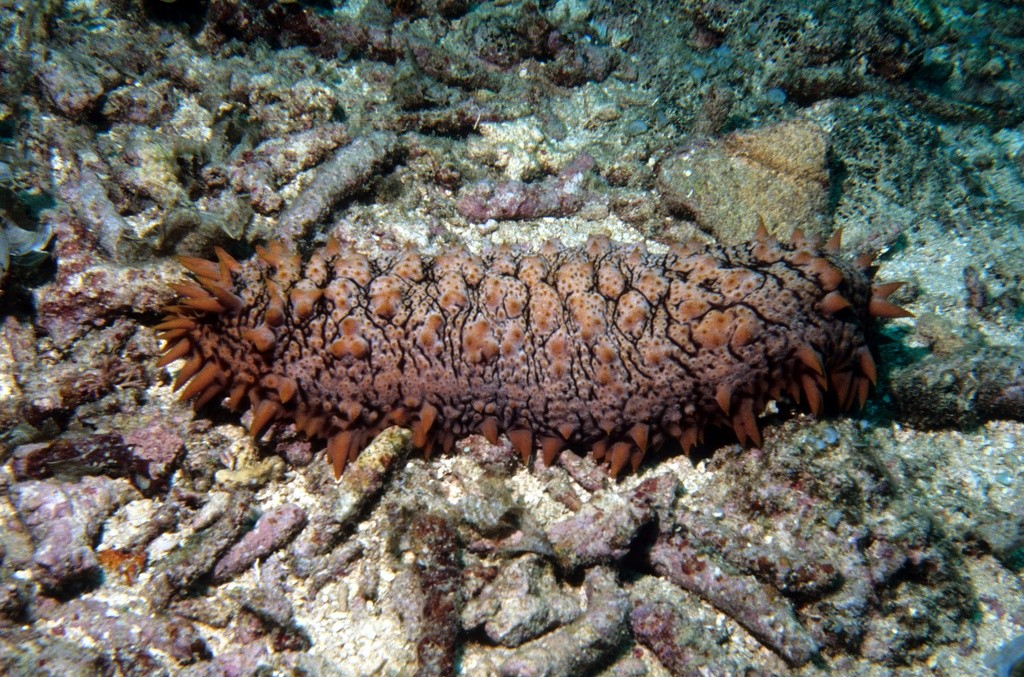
left=158, top=234, right=892, bottom=477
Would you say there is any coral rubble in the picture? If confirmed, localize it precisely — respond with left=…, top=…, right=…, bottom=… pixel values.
left=0, top=0, right=1022, bottom=673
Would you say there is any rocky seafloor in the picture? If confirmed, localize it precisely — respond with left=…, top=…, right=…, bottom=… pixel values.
left=0, top=0, right=1023, bottom=674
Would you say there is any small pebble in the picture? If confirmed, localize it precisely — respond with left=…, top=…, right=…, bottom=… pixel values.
left=826, top=510, right=843, bottom=529
left=765, top=87, right=787, bottom=105
left=626, top=119, right=649, bottom=135
left=994, top=472, right=1014, bottom=487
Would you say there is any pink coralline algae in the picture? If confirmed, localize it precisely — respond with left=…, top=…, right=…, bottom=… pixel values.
left=456, top=153, right=597, bottom=223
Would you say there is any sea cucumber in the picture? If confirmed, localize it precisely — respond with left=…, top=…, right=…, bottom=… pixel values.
left=155, top=229, right=910, bottom=478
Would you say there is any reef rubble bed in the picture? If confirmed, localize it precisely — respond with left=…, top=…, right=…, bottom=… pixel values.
left=0, top=0, right=1023, bottom=675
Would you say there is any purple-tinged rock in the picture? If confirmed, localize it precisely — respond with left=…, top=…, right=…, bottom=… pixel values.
left=498, top=567, right=629, bottom=677
left=233, top=559, right=311, bottom=652
left=462, top=554, right=581, bottom=647
left=389, top=101, right=516, bottom=136
left=0, top=512, right=34, bottom=620
left=457, top=475, right=520, bottom=538
left=9, top=476, right=136, bottom=593
left=546, top=474, right=679, bottom=572
left=227, top=124, right=351, bottom=215
left=275, top=131, right=400, bottom=243
left=32, top=214, right=169, bottom=348
left=409, top=512, right=462, bottom=677
left=123, top=422, right=186, bottom=495
left=101, top=80, right=173, bottom=125
left=556, top=450, right=610, bottom=493
left=456, top=153, right=598, bottom=223
left=459, top=433, right=520, bottom=475
left=0, top=625, right=112, bottom=675
left=9, top=442, right=65, bottom=480
left=631, top=600, right=714, bottom=675
left=891, top=345, right=1024, bottom=428
left=212, top=503, right=307, bottom=583
left=202, top=0, right=403, bottom=62
left=278, top=437, right=315, bottom=467
left=36, top=51, right=110, bottom=120
left=11, top=424, right=184, bottom=497
left=147, top=491, right=253, bottom=609
left=629, top=578, right=753, bottom=676
left=545, top=43, right=618, bottom=87
left=649, top=532, right=820, bottom=667
left=56, top=167, right=129, bottom=260
left=178, top=646, right=269, bottom=677
left=37, top=598, right=210, bottom=668
left=290, top=428, right=409, bottom=576
left=673, top=509, right=841, bottom=601
left=308, top=539, right=363, bottom=596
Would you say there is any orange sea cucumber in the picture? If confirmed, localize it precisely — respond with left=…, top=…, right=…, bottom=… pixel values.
left=156, top=228, right=909, bottom=478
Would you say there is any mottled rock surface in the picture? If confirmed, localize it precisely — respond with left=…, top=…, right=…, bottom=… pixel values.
left=10, top=476, right=136, bottom=592
left=0, top=0, right=1021, bottom=674
left=658, top=120, right=830, bottom=243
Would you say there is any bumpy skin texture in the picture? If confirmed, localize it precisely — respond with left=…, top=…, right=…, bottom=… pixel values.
left=157, top=233, right=905, bottom=477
